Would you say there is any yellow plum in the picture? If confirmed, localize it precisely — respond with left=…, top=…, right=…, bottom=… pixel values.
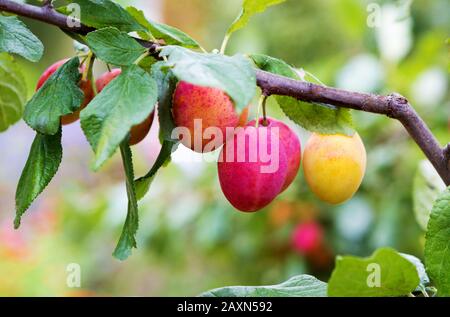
left=303, top=132, right=366, bottom=204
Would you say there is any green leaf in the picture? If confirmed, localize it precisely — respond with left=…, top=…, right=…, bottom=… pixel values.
left=400, top=253, right=430, bottom=292
left=327, top=247, right=420, bottom=297
left=23, top=57, right=84, bottom=135
left=85, top=27, right=147, bottom=66
left=113, top=141, right=139, bottom=260
left=134, top=62, right=179, bottom=201
left=424, top=187, right=450, bottom=296
left=135, top=141, right=176, bottom=201
left=58, top=0, right=144, bottom=33
left=0, top=14, right=44, bottom=62
left=80, top=65, right=157, bottom=170
left=126, top=7, right=200, bottom=49
left=227, top=0, right=286, bottom=35
left=160, top=46, right=256, bottom=110
left=199, top=275, right=327, bottom=297
left=0, top=53, right=27, bottom=132
left=151, top=61, right=178, bottom=142
left=137, top=56, right=158, bottom=72
left=251, top=54, right=354, bottom=135
left=413, top=160, right=446, bottom=230
left=15, top=130, right=62, bottom=228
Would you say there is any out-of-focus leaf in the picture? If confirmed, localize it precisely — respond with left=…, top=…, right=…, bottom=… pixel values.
left=424, top=187, right=450, bottom=296
left=227, top=0, right=286, bottom=35
left=200, top=275, right=327, bottom=297
left=0, top=53, right=26, bottom=132
left=328, top=248, right=420, bottom=296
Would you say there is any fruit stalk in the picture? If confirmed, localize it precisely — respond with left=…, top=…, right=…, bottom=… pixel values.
left=0, top=0, right=448, bottom=185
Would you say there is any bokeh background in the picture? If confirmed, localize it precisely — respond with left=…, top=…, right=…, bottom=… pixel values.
left=0, top=0, right=449, bottom=296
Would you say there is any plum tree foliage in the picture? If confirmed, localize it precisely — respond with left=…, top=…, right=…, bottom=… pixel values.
left=0, top=0, right=448, bottom=297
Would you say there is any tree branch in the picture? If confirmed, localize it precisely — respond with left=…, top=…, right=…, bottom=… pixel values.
left=257, top=72, right=450, bottom=185
left=1, top=0, right=449, bottom=185
left=0, top=0, right=93, bottom=33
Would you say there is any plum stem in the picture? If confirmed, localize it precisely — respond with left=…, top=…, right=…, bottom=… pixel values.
left=261, top=94, right=268, bottom=127
left=219, top=34, right=231, bottom=55
left=255, top=95, right=264, bottom=129
left=133, top=50, right=150, bottom=65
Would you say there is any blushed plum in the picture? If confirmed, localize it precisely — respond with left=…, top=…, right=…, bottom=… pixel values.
left=249, top=118, right=301, bottom=192
left=172, top=81, right=240, bottom=153
left=218, top=119, right=288, bottom=212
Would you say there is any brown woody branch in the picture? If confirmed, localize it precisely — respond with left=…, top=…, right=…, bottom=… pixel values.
left=1, top=0, right=449, bottom=185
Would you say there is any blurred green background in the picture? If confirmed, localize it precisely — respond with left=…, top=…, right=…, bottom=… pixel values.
left=0, top=0, right=448, bottom=296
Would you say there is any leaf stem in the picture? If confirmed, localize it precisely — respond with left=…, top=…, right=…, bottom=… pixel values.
left=88, top=56, right=97, bottom=96
left=261, top=94, right=268, bottom=126
left=134, top=50, right=150, bottom=65
left=81, top=51, right=93, bottom=82
left=147, top=32, right=158, bottom=43
left=219, top=33, right=231, bottom=55
left=255, top=94, right=266, bottom=129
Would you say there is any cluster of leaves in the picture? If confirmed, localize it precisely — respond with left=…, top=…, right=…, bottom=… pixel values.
left=0, top=0, right=352, bottom=260
left=0, top=0, right=449, bottom=297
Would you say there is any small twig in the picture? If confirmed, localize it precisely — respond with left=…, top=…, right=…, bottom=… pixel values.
left=42, top=0, right=53, bottom=10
